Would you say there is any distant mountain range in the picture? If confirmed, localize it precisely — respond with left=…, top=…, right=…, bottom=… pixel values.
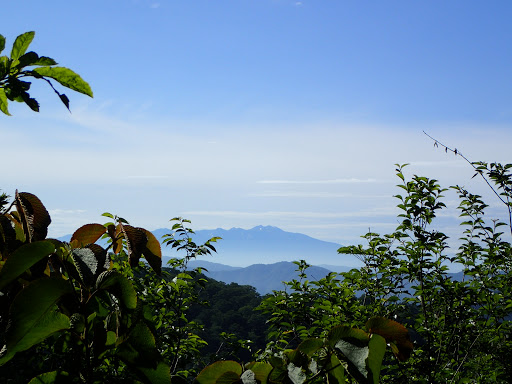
left=58, top=225, right=363, bottom=294
left=184, top=260, right=341, bottom=294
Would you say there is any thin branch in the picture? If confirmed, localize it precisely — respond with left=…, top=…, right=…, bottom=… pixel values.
left=424, top=131, right=512, bottom=235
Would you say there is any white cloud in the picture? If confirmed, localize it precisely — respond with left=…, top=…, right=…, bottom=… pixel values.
left=257, top=178, right=379, bottom=184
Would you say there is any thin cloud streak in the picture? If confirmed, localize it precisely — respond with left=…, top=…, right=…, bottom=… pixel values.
left=257, top=178, right=379, bottom=184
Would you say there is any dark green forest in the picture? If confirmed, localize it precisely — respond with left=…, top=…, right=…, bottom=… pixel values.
left=1, top=31, right=511, bottom=383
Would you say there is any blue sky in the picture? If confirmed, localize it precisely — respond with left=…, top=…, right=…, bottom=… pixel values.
left=1, top=1, right=512, bottom=256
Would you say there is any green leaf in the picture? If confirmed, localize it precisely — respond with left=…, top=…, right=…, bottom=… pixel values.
left=95, top=270, right=137, bottom=309
left=0, top=34, right=5, bottom=54
left=117, top=322, right=171, bottom=384
left=367, top=334, right=386, bottom=384
left=11, top=32, right=35, bottom=61
left=296, top=338, right=324, bottom=357
left=1, top=278, right=72, bottom=364
left=245, top=362, right=272, bottom=384
left=33, top=56, right=57, bottom=66
left=28, top=371, right=70, bottom=384
left=326, top=354, right=345, bottom=384
left=1, top=310, right=70, bottom=365
left=16, top=51, right=39, bottom=68
left=0, top=241, right=55, bottom=290
left=0, top=88, right=10, bottom=116
left=33, top=66, right=93, bottom=97
left=195, top=361, right=242, bottom=384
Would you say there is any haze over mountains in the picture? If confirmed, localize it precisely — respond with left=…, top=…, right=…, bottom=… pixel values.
left=58, top=225, right=363, bottom=294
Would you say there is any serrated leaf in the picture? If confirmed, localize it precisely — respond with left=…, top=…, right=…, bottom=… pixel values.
left=15, top=191, right=51, bottom=242
left=0, top=88, right=10, bottom=115
left=33, top=66, right=93, bottom=97
left=11, top=32, right=35, bottom=61
left=0, top=241, right=55, bottom=290
left=33, top=56, right=57, bottom=66
left=71, top=248, right=98, bottom=287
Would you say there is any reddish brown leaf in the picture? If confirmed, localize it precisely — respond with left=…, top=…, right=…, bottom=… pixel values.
left=15, top=191, right=51, bottom=242
left=139, top=228, right=162, bottom=275
left=366, top=316, right=413, bottom=361
left=71, top=224, right=106, bottom=248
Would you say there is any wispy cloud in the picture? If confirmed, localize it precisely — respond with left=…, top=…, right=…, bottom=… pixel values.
left=257, top=178, right=379, bottom=184
left=182, top=208, right=399, bottom=219
left=249, top=191, right=390, bottom=198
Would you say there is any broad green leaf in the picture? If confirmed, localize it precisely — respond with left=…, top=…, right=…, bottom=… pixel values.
left=296, top=338, right=324, bottom=357
left=367, top=334, right=386, bottom=384
left=327, top=325, right=368, bottom=348
left=0, top=241, right=55, bottom=290
left=0, top=35, right=5, bottom=54
left=71, top=223, right=107, bottom=247
left=33, top=67, right=93, bottom=97
left=137, top=361, right=172, bottom=384
left=0, top=88, right=10, bottom=116
left=33, top=56, right=57, bottom=66
left=326, top=354, right=345, bottom=384
left=95, top=270, right=137, bottom=309
left=117, top=322, right=171, bottom=384
left=245, top=362, right=272, bottom=384
left=195, top=361, right=242, bottom=384
left=3, top=278, right=72, bottom=353
left=28, top=371, right=70, bottom=384
left=5, top=310, right=69, bottom=361
left=11, top=31, right=35, bottom=61
left=16, top=51, right=39, bottom=68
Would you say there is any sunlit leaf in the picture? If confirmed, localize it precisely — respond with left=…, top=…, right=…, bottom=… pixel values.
left=11, top=31, right=35, bottom=61
left=71, top=223, right=107, bottom=248
left=0, top=88, right=10, bottom=115
left=195, top=361, right=242, bottom=384
left=33, top=66, right=93, bottom=97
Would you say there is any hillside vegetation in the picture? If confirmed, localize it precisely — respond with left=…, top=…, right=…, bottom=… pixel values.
left=1, top=31, right=511, bottom=383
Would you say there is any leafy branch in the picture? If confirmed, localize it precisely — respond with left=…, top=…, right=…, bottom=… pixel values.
left=0, top=31, right=92, bottom=115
